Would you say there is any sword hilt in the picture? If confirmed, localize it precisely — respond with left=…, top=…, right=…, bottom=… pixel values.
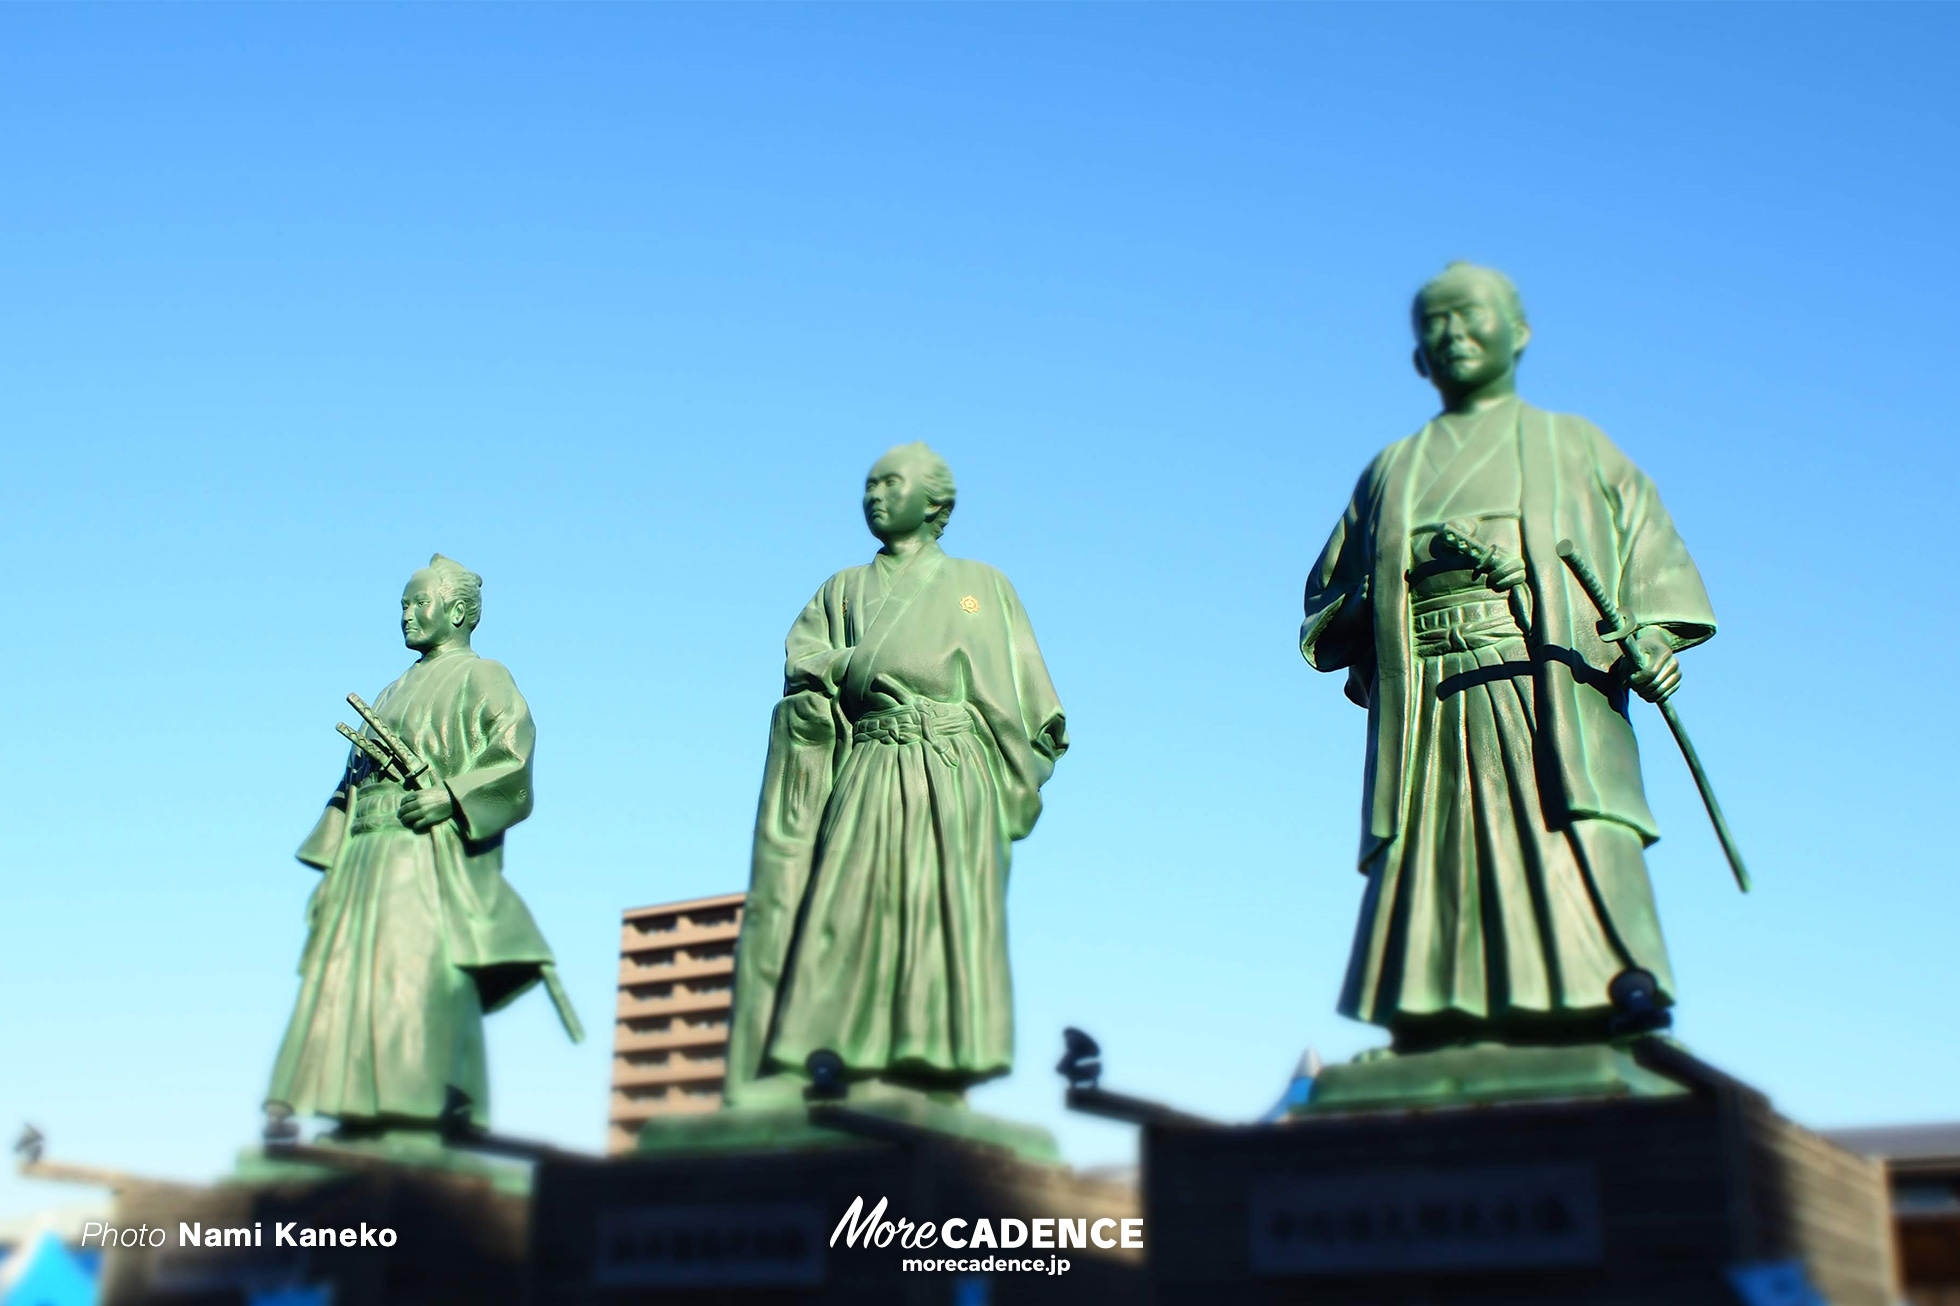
left=1438, top=523, right=1497, bottom=576
left=336, top=722, right=408, bottom=784
left=1556, top=540, right=1638, bottom=646
left=346, top=692, right=431, bottom=790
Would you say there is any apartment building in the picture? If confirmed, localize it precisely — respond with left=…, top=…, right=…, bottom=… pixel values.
left=607, top=891, right=745, bottom=1155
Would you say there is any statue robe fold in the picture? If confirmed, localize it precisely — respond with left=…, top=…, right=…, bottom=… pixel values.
left=727, top=542, right=1067, bottom=1097
left=1301, top=400, right=1716, bottom=1030
left=267, top=649, right=557, bottom=1127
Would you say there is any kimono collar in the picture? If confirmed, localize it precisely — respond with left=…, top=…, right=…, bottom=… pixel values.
left=873, top=539, right=945, bottom=580
left=414, top=645, right=477, bottom=667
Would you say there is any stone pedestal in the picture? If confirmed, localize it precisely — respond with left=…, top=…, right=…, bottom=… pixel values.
left=634, top=1088, right=1061, bottom=1165
left=532, top=1123, right=1142, bottom=1305
left=1303, top=1039, right=1686, bottom=1113
left=1142, top=1045, right=1898, bottom=1305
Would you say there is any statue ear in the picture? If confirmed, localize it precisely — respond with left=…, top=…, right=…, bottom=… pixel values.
left=449, top=601, right=468, bottom=629
left=1412, top=346, right=1430, bottom=380
left=1512, top=322, right=1532, bottom=358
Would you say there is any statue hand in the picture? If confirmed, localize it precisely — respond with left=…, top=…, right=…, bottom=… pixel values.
left=1625, top=627, right=1682, bottom=703
left=399, top=787, right=456, bottom=832
left=1482, top=546, right=1528, bottom=592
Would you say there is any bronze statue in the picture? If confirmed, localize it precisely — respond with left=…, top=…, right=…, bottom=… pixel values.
left=726, top=443, right=1068, bottom=1107
left=266, top=555, right=578, bottom=1140
left=1301, top=265, right=1720, bottom=1053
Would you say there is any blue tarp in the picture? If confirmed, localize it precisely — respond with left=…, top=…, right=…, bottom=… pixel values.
left=0, top=1231, right=97, bottom=1306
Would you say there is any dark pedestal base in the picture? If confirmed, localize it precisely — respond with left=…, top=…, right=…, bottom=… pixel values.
left=1145, top=1049, right=1897, bottom=1305
left=533, top=1131, right=1142, bottom=1305
left=98, top=1151, right=528, bottom=1306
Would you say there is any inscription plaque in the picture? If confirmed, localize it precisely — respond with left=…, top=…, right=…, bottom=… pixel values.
left=1249, top=1162, right=1602, bottom=1275
left=594, top=1202, right=829, bottom=1287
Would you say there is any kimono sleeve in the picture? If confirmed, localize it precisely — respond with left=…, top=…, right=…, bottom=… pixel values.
left=783, top=579, right=854, bottom=697
left=757, top=581, right=848, bottom=850
left=1302, top=458, right=1383, bottom=706
left=974, top=568, right=1067, bottom=846
left=728, top=579, right=852, bottom=1096
left=444, top=659, right=537, bottom=843
left=1592, top=426, right=1717, bottom=652
left=991, top=569, right=1068, bottom=768
left=295, top=764, right=354, bottom=870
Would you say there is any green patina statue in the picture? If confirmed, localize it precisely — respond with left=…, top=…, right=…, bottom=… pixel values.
left=265, top=555, right=579, bottom=1141
left=1301, top=264, right=1718, bottom=1066
left=725, top=443, right=1068, bottom=1109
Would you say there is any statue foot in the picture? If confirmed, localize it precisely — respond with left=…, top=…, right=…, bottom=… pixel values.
left=262, top=1102, right=300, bottom=1147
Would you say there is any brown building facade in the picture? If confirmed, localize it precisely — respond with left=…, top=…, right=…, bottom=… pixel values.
left=607, top=891, right=745, bottom=1155
left=1829, top=1123, right=1960, bottom=1306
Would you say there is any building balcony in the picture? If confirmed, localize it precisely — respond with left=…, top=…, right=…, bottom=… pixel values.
left=612, top=1056, right=729, bottom=1089
left=611, top=1021, right=730, bottom=1054
left=620, top=919, right=741, bottom=954
left=615, top=988, right=735, bottom=1021
left=617, top=954, right=735, bottom=987
left=611, top=1083, right=725, bottom=1122
left=620, top=896, right=746, bottom=955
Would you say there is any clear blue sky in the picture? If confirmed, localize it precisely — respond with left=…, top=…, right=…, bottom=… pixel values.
left=3, top=4, right=1956, bottom=1222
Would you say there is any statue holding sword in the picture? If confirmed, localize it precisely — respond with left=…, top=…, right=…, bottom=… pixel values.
left=265, top=554, right=579, bottom=1143
left=1301, top=264, right=1741, bottom=1054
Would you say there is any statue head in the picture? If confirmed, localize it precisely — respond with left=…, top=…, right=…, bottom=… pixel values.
left=863, top=443, right=956, bottom=545
left=1410, top=262, right=1531, bottom=407
left=401, top=553, right=482, bottom=654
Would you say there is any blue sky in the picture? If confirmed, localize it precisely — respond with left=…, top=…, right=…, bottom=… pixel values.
left=3, top=4, right=1956, bottom=1221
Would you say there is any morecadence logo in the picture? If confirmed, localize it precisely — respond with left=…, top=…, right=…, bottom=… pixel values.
left=830, top=1195, right=1142, bottom=1277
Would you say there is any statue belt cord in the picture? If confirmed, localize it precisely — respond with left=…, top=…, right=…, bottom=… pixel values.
left=350, top=783, right=408, bottom=834
left=1411, top=595, right=1523, bottom=656
left=853, top=702, right=970, bottom=766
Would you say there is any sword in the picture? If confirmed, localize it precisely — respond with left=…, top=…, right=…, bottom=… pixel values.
left=1556, top=540, right=1751, bottom=893
left=541, top=964, right=585, bottom=1044
left=1439, top=522, right=1533, bottom=633
left=336, top=722, right=409, bottom=785
left=1438, top=521, right=1503, bottom=579
left=344, top=692, right=432, bottom=791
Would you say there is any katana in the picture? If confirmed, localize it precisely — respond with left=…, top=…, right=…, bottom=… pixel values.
left=1557, top=539, right=1751, bottom=893
left=344, top=691, right=432, bottom=790
left=336, top=721, right=410, bottom=785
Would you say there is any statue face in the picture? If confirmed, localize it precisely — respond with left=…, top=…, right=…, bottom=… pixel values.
left=1414, top=276, right=1528, bottom=398
left=863, top=451, right=936, bottom=542
left=401, top=569, right=459, bottom=651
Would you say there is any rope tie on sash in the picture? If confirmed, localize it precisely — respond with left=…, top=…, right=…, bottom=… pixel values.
left=852, top=702, right=970, bottom=766
left=1410, top=594, right=1524, bottom=657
